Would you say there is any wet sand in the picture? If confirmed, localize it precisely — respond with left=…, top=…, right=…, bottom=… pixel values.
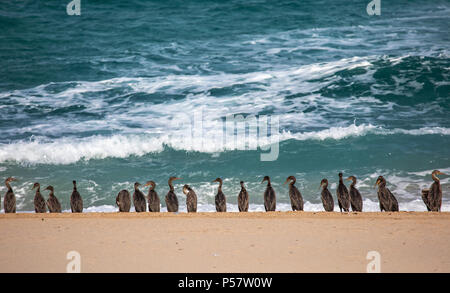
left=0, top=211, right=449, bottom=273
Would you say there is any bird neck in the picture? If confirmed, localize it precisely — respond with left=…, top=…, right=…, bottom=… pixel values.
left=351, top=179, right=356, bottom=187
left=169, top=183, right=174, bottom=191
left=5, top=181, right=11, bottom=190
left=432, top=173, right=440, bottom=183
left=36, top=186, right=40, bottom=193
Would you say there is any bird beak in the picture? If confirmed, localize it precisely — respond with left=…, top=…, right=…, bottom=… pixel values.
left=438, top=171, right=447, bottom=176
left=283, top=179, right=289, bottom=185
left=175, top=178, right=182, bottom=180
left=374, top=180, right=380, bottom=188
left=346, top=177, right=351, bottom=181
left=143, top=182, right=150, bottom=187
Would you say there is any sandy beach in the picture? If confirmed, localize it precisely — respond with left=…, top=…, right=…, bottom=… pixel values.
left=0, top=211, right=449, bottom=273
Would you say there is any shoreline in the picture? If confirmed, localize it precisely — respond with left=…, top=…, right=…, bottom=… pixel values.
left=1, top=212, right=450, bottom=272
left=1, top=210, right=450, bottom=218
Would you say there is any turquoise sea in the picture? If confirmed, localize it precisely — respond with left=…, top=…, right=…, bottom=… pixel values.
left=0, top=0, right=449, bottom=212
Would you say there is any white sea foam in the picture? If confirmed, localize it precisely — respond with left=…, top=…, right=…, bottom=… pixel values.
left=1, top=53, right=443, bottom=144
left=1, top=123, right=449, bottom=164
left=14, top=199, right=450, bottom=214
left=3, top=172, right=448, bottom=213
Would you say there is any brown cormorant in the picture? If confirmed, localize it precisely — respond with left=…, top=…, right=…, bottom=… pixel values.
left=238, top=181, right=249, bottom=212
left=261, top=176, right=276, bottom=212
left=166, top=177, right=181, bottom=212
left=45, top=186, right=62, bottom=213
left=133, top=182, right=146, bottom=212
left=70, top=180, right=83, bottom=213
left=4, top=177, right=17, bottom=213
left=32, top=182, right=46, bottom=213
left=143, top=181, right=160, bottom=212
left=347, top=176, right=363, bottom=212
left=374, top=176, right=399, bottom=212
left=213, top=178, right=227, bottom=212
left=422, top=170, right=446, bottom=212
left=320, top=179, right=334, bottom=212
left=182, top=184, right=197, bottom=213
left=284, top=176, right=304, bottom=211
left=116, top=189, right=131, bottom=212
left=336, top=173, right=350, bottom=212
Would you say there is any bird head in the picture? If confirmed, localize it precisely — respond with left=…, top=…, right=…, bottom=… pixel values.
left=432, top=170, right=447, bottom=176
left=319, top=178, right=328, bottom=189
left=168, top=177, right=181, bottom=184
left=143, top=181, right=156, bottom=190
left=182, top=184, right=190, bottom=195
left=5, top=177, right=17, bottom=184
left=44, top=185, right=54, bottom=192
left=374, top=176, right=384, bottom=188
left=284, top=176, right=295, bottom=185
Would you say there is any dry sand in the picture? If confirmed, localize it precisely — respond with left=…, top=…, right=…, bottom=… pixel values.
left=0, top=211, right=449, bottom=273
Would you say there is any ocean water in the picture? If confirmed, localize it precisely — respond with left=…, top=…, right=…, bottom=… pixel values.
left=0, top=0, right=449, bottom=212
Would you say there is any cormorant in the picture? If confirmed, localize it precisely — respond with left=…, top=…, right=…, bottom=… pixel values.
left=422, top=170, right=446, bottom=212
left=45, top=186, right=62, bottom=213
left=374, top=176, right=399, bottom=212
left=336, top=173, right=350, bottom=212
left=182, top=184, right=197, bottom=213
left=70, top=180, right=83, bottom=213
left=347, top=176, right=363, bottom=212
left=133, top=182, right=146, bottom=212
left=116, top=189, right=131, bottom=212
left=238, top=181, right=249, bottom=212
left=143, top=181, right=160, bottom=212
left=4, top=177, right=17, bottom=213
left=32, top=182, right=46, bottom=213
left=166, top=177, right=181, bottom=212
left=320, top=179, right=334, bottom=212
left=261, top=176, right=276, bottom=212
left=284, top=176, right=304, bottom=211
left=213, top=178, right=227, bottom=212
